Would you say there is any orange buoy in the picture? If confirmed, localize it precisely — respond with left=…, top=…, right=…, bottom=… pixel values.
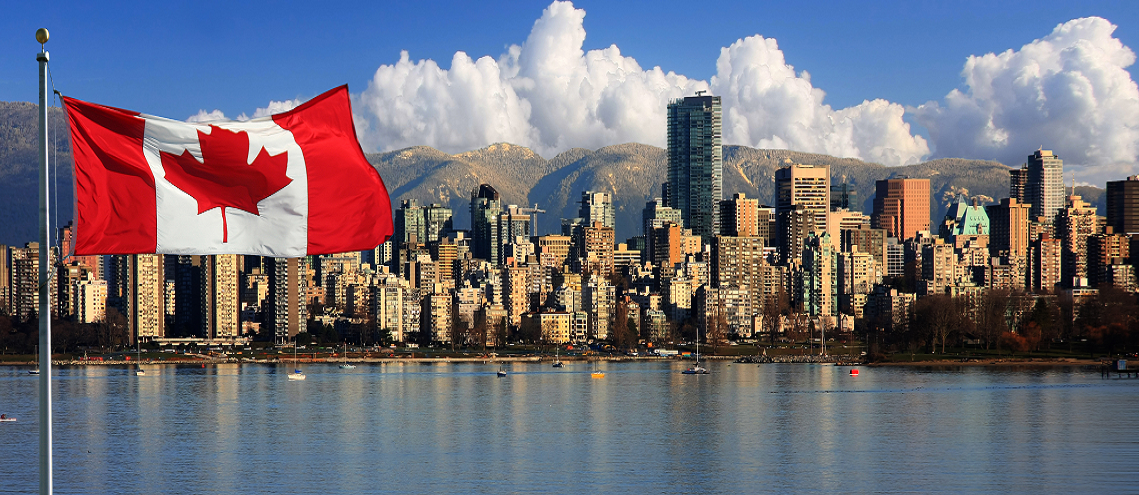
left=850, top=369, right=859, bottom=376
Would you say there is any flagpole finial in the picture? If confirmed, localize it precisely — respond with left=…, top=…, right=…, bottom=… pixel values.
left=35, top=28, right=49, bottom=45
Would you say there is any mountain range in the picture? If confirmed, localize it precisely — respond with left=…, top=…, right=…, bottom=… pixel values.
left=0, top=101, right=1106, bottom=246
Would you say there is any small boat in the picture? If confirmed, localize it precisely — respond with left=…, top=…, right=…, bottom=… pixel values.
left=29, top=345, right=39, bottom=374
left=135, top=341, right=145, bottom=376
left=552, top=345, right=564, bottom=368
left=0, top=415, right=15, bottom=422
left=681, top=365, right=708, bottom=375
left=339, top=343, right=356, bottom=369
left=591, top=371, right=605, bottom=379
left=497, top=370, right=507, bottom=377
left=681, top=325, right=709, bottom=375
left=287, top=341, right=306, bottom=380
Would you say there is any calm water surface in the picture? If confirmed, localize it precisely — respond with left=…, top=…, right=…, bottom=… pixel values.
left=1, top=362, right=1136, bottom=494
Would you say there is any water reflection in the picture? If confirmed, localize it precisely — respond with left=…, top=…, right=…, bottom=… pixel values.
left=0, top=363, right=1136, bottom=494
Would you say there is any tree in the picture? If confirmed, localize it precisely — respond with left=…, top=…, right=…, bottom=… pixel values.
left=912, top=294, right=960, bottom=354
left=975, top=289, right=1011, bottom=350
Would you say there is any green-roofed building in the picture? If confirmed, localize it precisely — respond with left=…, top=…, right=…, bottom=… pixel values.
left=938, top=195, right=990, bottom=244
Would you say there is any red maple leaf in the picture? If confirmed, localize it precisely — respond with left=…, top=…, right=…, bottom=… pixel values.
left=161, top=126, right=292, bottom=243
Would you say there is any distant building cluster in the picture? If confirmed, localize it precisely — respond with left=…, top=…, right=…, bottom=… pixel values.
left=3, top=96, right=1138, bottom=350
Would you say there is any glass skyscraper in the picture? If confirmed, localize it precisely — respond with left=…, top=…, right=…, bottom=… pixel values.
left=666, top=93, right=722, bottom=242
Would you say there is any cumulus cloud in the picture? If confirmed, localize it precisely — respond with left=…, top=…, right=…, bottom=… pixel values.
left=352, top=0, right=926, bottom=165
left=914, top=17, right=1139, bottom=181
left=710, top=36, right=928, bottom=165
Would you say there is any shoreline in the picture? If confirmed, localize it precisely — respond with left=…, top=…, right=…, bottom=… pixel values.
left=0, top=356, right=1109, bottom=368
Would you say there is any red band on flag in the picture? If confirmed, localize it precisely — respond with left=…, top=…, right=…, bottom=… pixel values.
left=274, top=86, right=393, bottom=255
left=62, top=97, right=156, bottom=255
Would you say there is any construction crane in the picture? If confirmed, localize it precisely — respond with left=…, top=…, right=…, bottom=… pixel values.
left=516, top=204, right=546, bottom=237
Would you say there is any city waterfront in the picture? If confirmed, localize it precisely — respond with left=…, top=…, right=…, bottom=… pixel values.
left=1, top=362, right=1136, bottom=494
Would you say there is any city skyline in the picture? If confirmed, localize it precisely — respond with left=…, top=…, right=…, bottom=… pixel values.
left=0, top=1, right=1136, bottom=183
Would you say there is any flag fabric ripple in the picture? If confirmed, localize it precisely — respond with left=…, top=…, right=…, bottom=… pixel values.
left=62, top=86, right=392, bottom=256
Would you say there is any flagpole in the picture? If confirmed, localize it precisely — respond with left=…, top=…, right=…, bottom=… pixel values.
left=36, top=27, right=54, bottom=495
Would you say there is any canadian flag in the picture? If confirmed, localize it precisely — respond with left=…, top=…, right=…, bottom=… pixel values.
left=63, top=86, right=392, bottom=257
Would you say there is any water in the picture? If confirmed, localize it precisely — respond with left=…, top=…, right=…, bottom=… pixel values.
left=1, top=362, right=1137, bottom=494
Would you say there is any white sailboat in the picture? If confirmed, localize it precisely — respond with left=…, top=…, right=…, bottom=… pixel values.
left=288, top=341, right=306, bottom=380
left=338, top=342, right=356, bottom=369
left=552, top=344, right=564, bottom=368
left=135, top=341, right=146, bottom=376
left=29, top=345, right=39, bottom=375
left=682, top=326, right=708, bottom=375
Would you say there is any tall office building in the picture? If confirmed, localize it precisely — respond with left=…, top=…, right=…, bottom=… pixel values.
left=1106, top=175, right=1139, bottom=236
left=666, top=93, right=722, bottom=241
left=1026, top=149, right=1064, bottom=222
left=776, top=163, right=830, bottom=238
left=579, top=191, right=615, bottom=230
left=471, top=184, right=503, bottom=263
left=871, top=178, right=930, bottom=241
left=266, top=257, right=309, bottom=344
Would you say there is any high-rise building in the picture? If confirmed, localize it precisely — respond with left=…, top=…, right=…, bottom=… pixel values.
left=1009, top=166, right=1028, bottom=204
left=579, top=191, right=615, bottom=230
left=649, top=223, right=684, bottom=271
left=778, top=205, right=817, bottom=265
left=266, top=257, right=308, bottom=344
left=470, top=184, right=503, bottom=263
left=498, top=205, right=532, bottom=265
left=1030, top=233, right=1062, bottom=292
left=800, top=234, right=837, bottom=316
left=642, top=197, right=684, bottom=236
left=987, top=198, right=1032, bottom=258
left=581, top=222, right=615, bottom=278
left=110, top=254, right=165, bottom=342
left=831, top=182, right=858, bottom=210
left=1087, top=230, right=1132, bottom=290
left=666, top=93, right=722, bottom=241
left=1026, top=149, right=1064, bottom=222
left=776, top=162, right=830, bottom=238
left=11, top=243, right=39, bottom=321
left=1054, top=194, right=1099, bottom=288
left=719, top=193, right=759, bottom=237
left=872, top=178, right=930, bottom=241
left=1106, top=175, right=1139, bottom=236
left=75, top=278, right=107, bottom=324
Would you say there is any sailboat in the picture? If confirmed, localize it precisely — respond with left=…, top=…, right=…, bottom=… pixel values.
left=288, top=341, right=306, bottom=380
left=28, top=345, right=39, bottom=375
left=338, top=342, right=356, bottom=369
left=135, top=341, right=146, bottom=376
left=682, top=326, right=708, bottom=375
left=552, top=344, right=564, bottom=368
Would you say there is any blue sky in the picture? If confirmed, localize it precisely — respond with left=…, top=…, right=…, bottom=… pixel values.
left=2, top=0, right=1137, bottom=180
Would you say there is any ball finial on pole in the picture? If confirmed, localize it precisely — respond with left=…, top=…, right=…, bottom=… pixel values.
left=36, top=28, right=49, bottom=45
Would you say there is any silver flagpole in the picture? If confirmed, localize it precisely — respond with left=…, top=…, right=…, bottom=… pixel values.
left=36, top=27, right=54, bottom=495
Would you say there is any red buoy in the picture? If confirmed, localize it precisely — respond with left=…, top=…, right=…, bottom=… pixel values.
left=850, top=369, right=859, bottom=376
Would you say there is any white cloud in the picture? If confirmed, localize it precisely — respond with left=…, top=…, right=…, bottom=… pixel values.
left=710, top=36, right=929, bottom=165
left=186, top=109, right=227, bottom=123
left=352, top=0, right=926, bottom=165
left=914, top=17, right=1139, bottom=181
